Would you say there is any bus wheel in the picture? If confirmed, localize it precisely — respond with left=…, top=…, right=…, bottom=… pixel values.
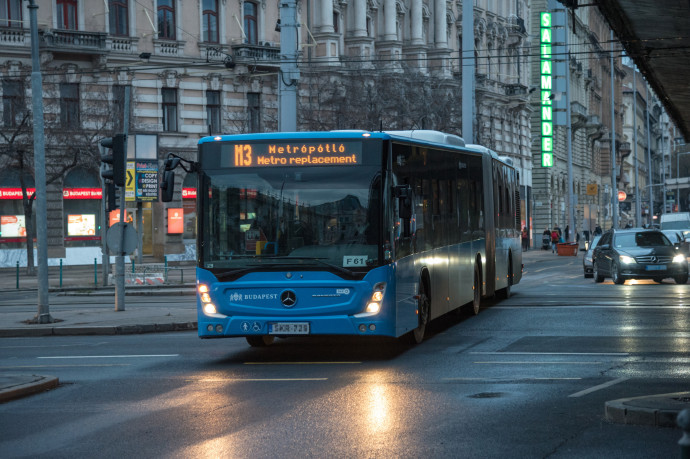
left=411, top=291, right=430, bottom=344
left=471, top=265, right=481, bottom=315
left=246, top=335, right=275, bottom=347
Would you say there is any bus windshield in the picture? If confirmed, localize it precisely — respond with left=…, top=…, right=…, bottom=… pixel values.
left=200, top=166, right=382, bottom=277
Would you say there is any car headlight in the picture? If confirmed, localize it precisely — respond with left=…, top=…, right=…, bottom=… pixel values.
left=619, top=255, right=636, bottom=264
left=673, top=254, right=686, bottom=263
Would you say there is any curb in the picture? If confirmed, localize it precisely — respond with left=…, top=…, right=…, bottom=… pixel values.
left=0, top=322, right=197, bottom=338
left=605, top=392, right=690, bottom=427
left=0, top=375, right=59, bottom=404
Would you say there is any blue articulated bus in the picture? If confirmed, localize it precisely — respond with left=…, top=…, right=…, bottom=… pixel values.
left=163, top=130, right=521, bottom=346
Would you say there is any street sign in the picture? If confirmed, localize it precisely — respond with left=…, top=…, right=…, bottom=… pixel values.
left=618, top=190, right=627, bottom=201
left=106, top=222, right=138, bottom=254
left=125, top=161, right=135, bottom=201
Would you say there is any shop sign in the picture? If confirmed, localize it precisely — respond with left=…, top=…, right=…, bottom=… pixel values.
left=0, top=188, right=36, bottom=199
left=182, top=188, right=197, bottom=199
left=109, top=210, right=131, bottom=227
left=167, top=208, right=184, bottom=234
left=540, top=11, right=554, bottom=168
left=63, top=188, right=102, bottom=199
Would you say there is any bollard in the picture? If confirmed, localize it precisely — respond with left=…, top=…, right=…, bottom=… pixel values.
left=59, top=259, right=63, bottom=288
left=131, top=260, right=135, bottom=274
left=679, top=409, right=690, bottom=459
left=164, top=256, right=168, bottom=283
left=94, top=258, right=98, bottom=288
left=181, top=268, right=184, bottom=284
left=16, top=260, right=19, bottom=289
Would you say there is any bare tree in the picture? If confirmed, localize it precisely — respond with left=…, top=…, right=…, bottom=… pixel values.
left=0, top=78, right=116, bottom=274
left=299, top=66, right=463, bottom=135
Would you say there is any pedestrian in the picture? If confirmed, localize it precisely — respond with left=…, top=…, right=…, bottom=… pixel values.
left=594, top=225, right=602, bottom=235
left=542, top=227, right=551, bottom=250
left=522, top=227, right=529, bottom=251
left=551, top=227, right=559, bottom=253
left=565, top=225, right=570, bottom=243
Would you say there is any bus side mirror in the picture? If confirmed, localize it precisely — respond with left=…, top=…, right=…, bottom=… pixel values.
left=393, top=185, right=412, bottom=221
left=160, top=170, right=175, bottom=202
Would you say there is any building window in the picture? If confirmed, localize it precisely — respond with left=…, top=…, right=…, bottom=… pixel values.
left=57, top=0, right=78, bottom=30
left=333, top=12, right=339, bottom=33
left=162, top=87, right=177, bottom=132
left=2, top=79, right=24, bottom=128
left=0, top=0, right=22, bottom=28
left=248, top=92, right=260, bottom=132
left=243, top=1, right=258, bottom=45
left=109, top=0, right=129, bottom=36
left=202, top=0, right=219, bottom=43
left=60, top=83, right=79, bottom=128
left=157, top=0, right=176, bottom=40
left=206, top=90, right=220, bottom=134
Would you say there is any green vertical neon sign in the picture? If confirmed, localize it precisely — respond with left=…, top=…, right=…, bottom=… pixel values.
left=540, top=12, right=553, bottom=167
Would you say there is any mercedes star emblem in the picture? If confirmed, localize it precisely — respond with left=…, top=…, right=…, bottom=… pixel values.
left=280, top=290, right=297, bottom=308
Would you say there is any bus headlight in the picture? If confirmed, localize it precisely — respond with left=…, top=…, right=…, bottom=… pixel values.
left=203, top=303, right=217, bottom=314
left=673, top=254, right=686, bottom=263
left=365, top=302, right=380, bottom=314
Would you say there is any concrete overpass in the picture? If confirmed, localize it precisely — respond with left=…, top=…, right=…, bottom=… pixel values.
left=597, top=0, right=690, bottom=140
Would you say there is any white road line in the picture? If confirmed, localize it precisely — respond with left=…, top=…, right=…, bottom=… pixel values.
left=442, top=377, right=582, bottom=381
left=493, top=305, right=689, bottom=309
left=37, top=354, right=179, bottom=359
left=191, top=378, right=328, bottom=382
left=243, top=361, right=360, bottom=365
left=474, top=361, right=602, bottom=365
left=470, top=352, right=629, bottom=356
left=568, top=377, right=630, bottom=398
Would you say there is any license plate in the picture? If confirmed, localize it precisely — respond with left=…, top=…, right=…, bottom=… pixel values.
left=645, top=265, right=666, bottom=271
left=269, top=322, right=310, bottom=334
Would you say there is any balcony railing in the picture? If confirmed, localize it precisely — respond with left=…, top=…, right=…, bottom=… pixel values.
left=0, top=26, right=28, bottom=48
left=231, top=43, right=280, bottom=68
left=39, top=29, right=107, bottom=52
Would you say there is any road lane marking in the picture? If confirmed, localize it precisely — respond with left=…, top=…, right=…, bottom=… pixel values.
left=243, top=361, right=360, bottom=365
left=442, top=377, right=582, bottom=381
left=36, top=355, right=177, bottom=359
left=568, top=377, right=630, bottom=398
left=471, top=352, right=629, bottom=356
left=473, top=361, right=602, bottom=365
left=0, top=364, right=130, bottom=368
left=190, top=378, right=328, bottom=382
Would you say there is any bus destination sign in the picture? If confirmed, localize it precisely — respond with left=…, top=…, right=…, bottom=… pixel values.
left=226, top=142, right=362, bottom=167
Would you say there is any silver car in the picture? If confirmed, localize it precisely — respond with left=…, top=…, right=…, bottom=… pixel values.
left=583, top=234, right=602, bottom=278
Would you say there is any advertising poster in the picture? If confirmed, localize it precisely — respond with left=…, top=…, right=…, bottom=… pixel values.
left=67, top=214, right=96, bottom=236
left=167, top=208, right=183, bottom=234
left=0, top=215, right=27, bottom=237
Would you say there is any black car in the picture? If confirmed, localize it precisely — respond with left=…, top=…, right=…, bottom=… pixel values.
left=582, top=234, right=602, bottom=278
left=592, top=228, right=688, bottom=284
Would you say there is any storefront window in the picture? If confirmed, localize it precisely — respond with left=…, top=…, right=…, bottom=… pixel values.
left=182, top=172, right=196, bottom=240
left=63, top=168, right=102, bottom=248
left=0, top=169, right=35, bottom=249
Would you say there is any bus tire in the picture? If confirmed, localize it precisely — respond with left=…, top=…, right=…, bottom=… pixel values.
left=471, top=264, right=481, bottom=315
left=246, top=335, right=275, bottom=347
left=411, top=290, right=430, bottom=344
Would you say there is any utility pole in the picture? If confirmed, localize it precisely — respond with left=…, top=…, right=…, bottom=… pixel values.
left=461, top=0, right=474, bottom=144
left=610, top=30, right=619, bottom=229
left=646, top=83, right=654, bottom=224
left=279, top=0, right=299, bottom=132
left=633, top=67, right=641, bottom=226
left=27, top=0, right=51, bottom=323
left=564, top=10, right=575, bottom=242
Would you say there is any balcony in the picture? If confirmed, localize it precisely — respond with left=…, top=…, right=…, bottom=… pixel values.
left=231, top=43, right=280, bottom=69
left=0, top=26, right=28, bottom=49
left=39, top=29, right=107, bottom=53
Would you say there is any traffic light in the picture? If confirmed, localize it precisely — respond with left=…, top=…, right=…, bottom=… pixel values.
left=100, top=133, right=127, bottom=187
left=105, top=182, right=119, bottom=212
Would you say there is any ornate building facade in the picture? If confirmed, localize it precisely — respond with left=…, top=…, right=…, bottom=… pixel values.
left=0, top=0, right=534, bottom=265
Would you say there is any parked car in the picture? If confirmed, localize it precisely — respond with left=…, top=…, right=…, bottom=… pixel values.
left=593, top=228, right=688, bottom=284
left=582, top=234, right=602, bottom=278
